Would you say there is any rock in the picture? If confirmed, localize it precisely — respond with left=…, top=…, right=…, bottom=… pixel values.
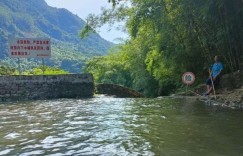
left=238, top=95, right=243, bottom=101
left=173, top=69, right=243, bottom=108
left=194, top=84, right=206, bottom=94
left=219, top=71, right=243, bottom=91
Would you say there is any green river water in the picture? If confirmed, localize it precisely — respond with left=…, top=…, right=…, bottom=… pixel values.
left=0, top=96, right=243, bottom=156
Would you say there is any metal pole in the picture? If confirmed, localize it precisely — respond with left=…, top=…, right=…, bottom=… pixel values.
left=18, top=58, right=21, bottom=75
left=42, top=58, right=45, bottom=75
left=186, top=84, right=188, bottom=97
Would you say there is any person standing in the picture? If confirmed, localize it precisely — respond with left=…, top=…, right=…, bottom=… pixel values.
left=204, top=56, right=223, bottom=96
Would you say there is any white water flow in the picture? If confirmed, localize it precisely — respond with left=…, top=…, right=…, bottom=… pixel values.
left=0, top=96, right=243, bottom=155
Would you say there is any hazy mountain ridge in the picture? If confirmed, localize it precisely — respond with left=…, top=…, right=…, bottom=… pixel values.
left=0, top=0, right=113, bottom=73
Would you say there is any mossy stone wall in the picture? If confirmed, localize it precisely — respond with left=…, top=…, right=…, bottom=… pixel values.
left=0, top=74, right=94, bottom=102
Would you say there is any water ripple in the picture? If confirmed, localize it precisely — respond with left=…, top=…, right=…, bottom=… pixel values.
left=1, top=97, right=242, bottom=155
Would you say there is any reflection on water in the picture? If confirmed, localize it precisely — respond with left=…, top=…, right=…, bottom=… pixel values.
left=0, top=96, right=243, bottom=155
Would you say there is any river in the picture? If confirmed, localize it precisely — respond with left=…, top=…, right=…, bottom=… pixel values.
left=0, top=96, right=243, bottom=156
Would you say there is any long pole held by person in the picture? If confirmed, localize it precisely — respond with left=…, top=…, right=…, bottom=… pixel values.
left=209, top=68, right=216, bottom=99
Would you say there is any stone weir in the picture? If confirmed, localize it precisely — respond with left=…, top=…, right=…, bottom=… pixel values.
left=0, top=74, right=94, bottom=102
left=96, top=83, right=145, bottom=98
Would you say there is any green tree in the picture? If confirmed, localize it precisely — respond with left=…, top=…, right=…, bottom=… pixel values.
left=0, top=66, right=16, bottom=75
left=24, top=66, right=69, bottom=75
left=83, top=46, right=132, bottom=87
left=82, top=0, right=243, bottom=96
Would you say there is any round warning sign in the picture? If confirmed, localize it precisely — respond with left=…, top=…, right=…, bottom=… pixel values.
left=182, top=72, right=195, bottom=85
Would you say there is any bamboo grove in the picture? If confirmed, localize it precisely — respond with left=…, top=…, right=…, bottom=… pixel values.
left=82, top=0, right=243, bottom=97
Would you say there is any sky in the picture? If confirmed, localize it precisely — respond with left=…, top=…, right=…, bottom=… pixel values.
left=44, top=0, right=128, bottom=43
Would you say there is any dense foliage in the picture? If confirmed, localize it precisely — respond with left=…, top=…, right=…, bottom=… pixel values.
left=0, top=0, right=113, bottom=73
left=0, top=65, right=69, bottom=75
left=83, top=0, right=243, bottom=97
left=0, top=66, right=16, bottom=75
left=24, top=66, right=69, bottom=75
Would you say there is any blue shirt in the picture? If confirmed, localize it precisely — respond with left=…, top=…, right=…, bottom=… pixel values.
left=212, top=62, right=223, bottom=78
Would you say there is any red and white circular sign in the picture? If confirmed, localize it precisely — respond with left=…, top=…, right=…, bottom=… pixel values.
left=182, top=72, right=195, bottom=85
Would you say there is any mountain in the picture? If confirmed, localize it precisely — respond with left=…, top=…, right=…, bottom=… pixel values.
left=0, top=0, right=113, bottom=73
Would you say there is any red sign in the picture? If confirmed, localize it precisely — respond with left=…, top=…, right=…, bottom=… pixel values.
left=8, top=37, right=51, bottom=58
left=182, top=72, right=195, bottom=85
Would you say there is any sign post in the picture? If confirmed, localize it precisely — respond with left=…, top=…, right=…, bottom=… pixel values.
left=182, top=72, right=196, bottom=96
left=18, top=58, right=21, bottom=75
left=8, top=37, right=51, bottom=75
left=42, top=58, right=45, bottom=75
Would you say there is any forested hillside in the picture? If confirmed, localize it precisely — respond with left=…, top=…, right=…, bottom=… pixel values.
left=0, top=0, right=113, bottom=73
left=83, top=0, right=243, bottom=97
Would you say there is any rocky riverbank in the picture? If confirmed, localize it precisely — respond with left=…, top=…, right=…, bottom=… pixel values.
left=181, top=71, right=243, bottom=109
left=216, top=88, right=243, bottom=108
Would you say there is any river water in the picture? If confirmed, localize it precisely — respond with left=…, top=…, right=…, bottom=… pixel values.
left=0, top=96, right=243, bottom=156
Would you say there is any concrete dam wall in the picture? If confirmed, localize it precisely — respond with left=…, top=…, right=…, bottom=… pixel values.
left=0, top=74, right=94, bottom=102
